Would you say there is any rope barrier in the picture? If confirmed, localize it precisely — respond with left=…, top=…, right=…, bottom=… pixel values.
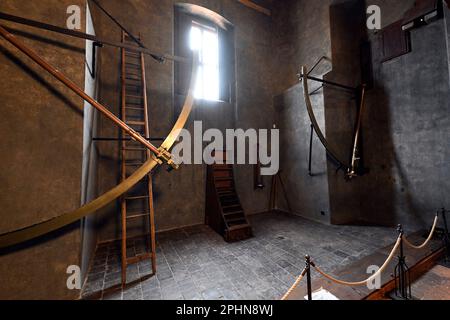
left=281, top=268, right=307, bottom=300
left=312, top=235, right=402, bottom=287
left=281, top=214, right=442, bottom=299
left=403, top=215, right=439, bottom=250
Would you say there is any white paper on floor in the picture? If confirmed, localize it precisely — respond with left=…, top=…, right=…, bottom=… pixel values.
left=304, top=287, right=339, bottom=300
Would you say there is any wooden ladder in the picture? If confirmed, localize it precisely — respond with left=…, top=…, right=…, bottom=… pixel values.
left=206, top=151, right=253, bottom=242
left=120, top=31, right=156, bottom=286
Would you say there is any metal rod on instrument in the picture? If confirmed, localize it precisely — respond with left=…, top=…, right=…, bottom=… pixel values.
left=348, top=85, right=366, bottom=178
left=0, top=24, right=160, bottom=155
left=89, top=0, right=142, bottom=48
left=0, top=12, right=187, bottom=63
left=93, top=137, right=166, bottom=141
left=303, top=75, right=357, bottom=92
left=308, top=124, right=314, bottom=176
left=88, top=0, right=164, bottom=63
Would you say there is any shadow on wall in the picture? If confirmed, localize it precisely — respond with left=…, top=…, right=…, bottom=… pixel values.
left=361, top=15, right=450, bottom=228
left=324, top=0, right=398, bottom=227
left=0, top=40, right=83, bottom=117
left=356, top=1, right=450, bottom=228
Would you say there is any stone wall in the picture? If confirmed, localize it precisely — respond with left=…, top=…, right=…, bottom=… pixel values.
left=272, top=0, right=450, bottom=229
left=90, top=0, right=275, bottom=241
left=357, top=1, right=450, bottom=227
left=272, top=0, right=334, bottom=224
left=0, top=0, right=86, bottom=299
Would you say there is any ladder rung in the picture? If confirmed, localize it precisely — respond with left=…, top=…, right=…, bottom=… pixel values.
left=125, top=81, right=141, bottom=86
left=123, top=147, right=146, bottom=151
left=125, top=76, right=141, bottom=80
left=125, top=52, right=140, bottom=57
left=124, top=130, right=146, bottom=136
left=125, top=162, right=144, bottom=166
left=124, top=35, right=141, bottom=42
left=125, top=72, right=141, bottom=77
left=124, top=132, right=146, bottom=137
left=127, top=120, right=146, bottom=126
left=126, top=212, right=150, bottom=219
left=126, top=63, right=140, bottom=68
left=126, top=253, right=152, bottom=265
left=125, top=195, right=150, bottom=201
left=125, top=102, right=143, bottom=106
left=126, top=94, right=143, bottom=99
left=125, top=79, right=141, bottom=85
left=125, top=106, right=144, bottom=111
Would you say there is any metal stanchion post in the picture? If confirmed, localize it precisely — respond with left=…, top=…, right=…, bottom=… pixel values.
left=394, top=224, right=412, bottom=300
left=441, top=208, right=450, bottom=261
left=305, top=255, right=313, bottom=301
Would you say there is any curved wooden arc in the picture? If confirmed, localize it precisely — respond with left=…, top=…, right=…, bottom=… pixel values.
left=301, top=66, right=349, bottom=171
left=0, top=28, right=199, bottom=248
left=0, top=159, right=158, bottom=248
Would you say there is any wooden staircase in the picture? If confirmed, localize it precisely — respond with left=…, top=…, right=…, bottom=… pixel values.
left=205, top=151, right=253, bottom=242
left=120, top=31, right=156, bottom=286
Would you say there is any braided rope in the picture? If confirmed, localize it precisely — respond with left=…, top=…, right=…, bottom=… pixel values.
left=281, top=215, right=440, bottom=298
left=281, top=269, right=307, bottom=300
left=312, top=235, right=402, bottom=287
left=403, top=215, right=439, bottom=250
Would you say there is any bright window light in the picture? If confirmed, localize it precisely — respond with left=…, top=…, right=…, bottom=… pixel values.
left=189, top=22, right=219, bottom=101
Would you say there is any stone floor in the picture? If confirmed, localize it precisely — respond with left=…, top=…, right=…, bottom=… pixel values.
left=410, top=261, right=450, bottom=300
left=82, top=211, right=404, bottom=300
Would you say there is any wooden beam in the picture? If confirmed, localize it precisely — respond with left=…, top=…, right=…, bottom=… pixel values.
left=237, top=0, right=271, bottom=16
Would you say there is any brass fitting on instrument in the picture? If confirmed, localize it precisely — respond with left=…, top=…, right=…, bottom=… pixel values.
left=155, top=147, right=179, bottom=170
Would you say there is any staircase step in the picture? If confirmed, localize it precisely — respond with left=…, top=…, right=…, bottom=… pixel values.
left=220, top=199, right=239, bottom=205
left=222, top=204, right=242, bottom=210
left=217, top=190, right=234, bottom=195
left=213, top=168, right=233, bottom=172
left=228, top=223, right=251, bottom=231
left=226, top=217, right=247, bottom=224
left=223, top=211, right=244, bottom=217
left=218, top=190, right=235, bottom=196
left=214, top=177, right=233, bottom=182
left=224, top=209, right=244, bottom=216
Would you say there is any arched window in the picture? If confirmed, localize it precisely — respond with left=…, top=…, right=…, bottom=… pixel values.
left=175, top=4, right=235, bottom=104
left=189, top=20, right=220, bottom=100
